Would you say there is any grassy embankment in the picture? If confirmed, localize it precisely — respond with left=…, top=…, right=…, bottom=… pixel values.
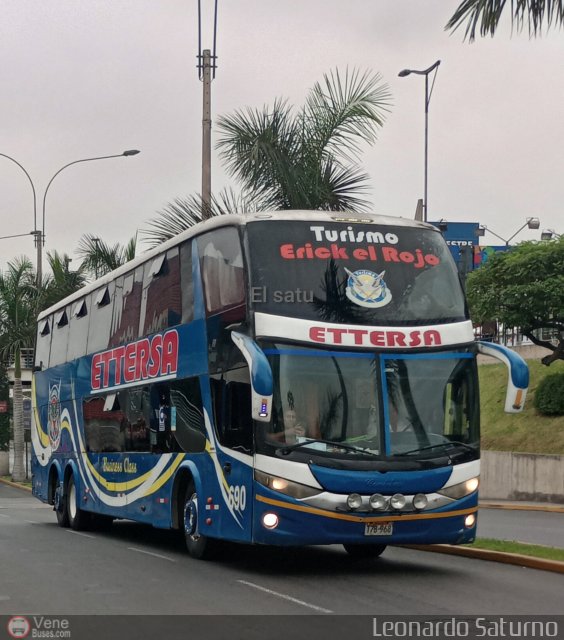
left=470, top=538, right=564, bottom=562
left=479, top=359, right=564, bottom=454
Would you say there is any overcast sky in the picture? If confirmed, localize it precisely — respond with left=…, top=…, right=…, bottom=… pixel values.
left=1, top=0, right=563, bottom=270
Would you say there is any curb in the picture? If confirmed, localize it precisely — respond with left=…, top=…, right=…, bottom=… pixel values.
left=479, top=502, right=564, bottom=514
left=406, top=544, right=564, bottom=574
left=0, top=477, right=32, bottom=492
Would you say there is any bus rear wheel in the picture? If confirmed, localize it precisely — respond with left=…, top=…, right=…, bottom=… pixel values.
left=54, top=482, right=69, bottom=528
left=343, top=543, right=387, bottom=559
left=67, top=474, right=89, bottom=531
left=183, top=482, right=216, bottom=560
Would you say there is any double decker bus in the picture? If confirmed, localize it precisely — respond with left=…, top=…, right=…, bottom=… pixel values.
left=31, top=212, right=529, bottom=559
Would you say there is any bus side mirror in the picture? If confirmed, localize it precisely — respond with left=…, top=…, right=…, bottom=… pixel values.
left=476, top=341, right=529, bottom=413
left=231, top=332, right=273, bottom=422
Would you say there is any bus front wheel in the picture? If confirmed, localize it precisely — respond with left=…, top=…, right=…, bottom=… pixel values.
left=343, top=543, right=387, bottom=559
left=183, top=482, right=216, bottom=560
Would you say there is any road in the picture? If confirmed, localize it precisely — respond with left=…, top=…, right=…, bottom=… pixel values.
left=477, top=507, right=564, bottom=548
left=1, top=483, right=563, bottom=618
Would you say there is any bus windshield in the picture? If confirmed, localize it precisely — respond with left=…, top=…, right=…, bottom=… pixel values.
left=246, top=220, right=467, bottom=325
left=257, top=344, right=479, bottom=459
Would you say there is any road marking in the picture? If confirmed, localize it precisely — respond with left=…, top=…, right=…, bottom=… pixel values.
left=127, top=547, right=176, bottom=563
left=237, top=579, right=333, bottom=613
left=65, top=530, right=96, bottom=539
left=0, top=514, right=10, bottom=518
left=24, top=520, right=38, bottom=524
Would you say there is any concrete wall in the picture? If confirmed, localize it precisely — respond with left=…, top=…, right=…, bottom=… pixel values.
left=481, top=450, right=564, bottom=503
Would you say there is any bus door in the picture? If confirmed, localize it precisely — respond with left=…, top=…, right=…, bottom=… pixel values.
left=209, top=368, right=255, bottom=542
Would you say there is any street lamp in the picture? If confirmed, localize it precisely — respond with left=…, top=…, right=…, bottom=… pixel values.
left=0, top=153, right=40, bottom=281
left=478, top=217, right=540, bottom=246
left=541, top=229, right=561, bottom=241
left=39, top=150, right=140, bottom=284
left=0, top=150, right=140, bottom=286
left=398, top=60, right=441, bottom=222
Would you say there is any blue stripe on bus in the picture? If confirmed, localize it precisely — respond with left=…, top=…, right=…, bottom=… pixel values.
left=309, top=463, right=452, bottom=495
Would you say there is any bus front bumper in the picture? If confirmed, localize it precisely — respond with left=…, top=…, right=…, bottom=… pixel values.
left=252, top=490, right=478, bottom=546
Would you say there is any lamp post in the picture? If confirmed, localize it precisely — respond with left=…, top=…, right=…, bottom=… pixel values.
left=541, top=229, right=562, bottom=241
left=38, top=150, right=140, bottom=285
left=398, top=60, right=441, bottom=223
left=0, top=154, right=40, bottom=284
left=478, top=217, right=540, bottom=246
left=0, top=150, right=140, bottom=286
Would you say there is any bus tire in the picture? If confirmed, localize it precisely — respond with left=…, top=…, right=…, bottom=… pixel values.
left=183, top=481, right=216, bottom=560
left=54, top=482, right=69, bottom=528
left=67, top=474, right=89, bottom=531
left=343, top=543, right=387, bottom=559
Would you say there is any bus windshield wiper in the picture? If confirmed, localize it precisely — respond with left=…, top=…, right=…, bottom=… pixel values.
left=397, top=441, right=477, bottom=457
left=280, top=439, right=379, bottom=457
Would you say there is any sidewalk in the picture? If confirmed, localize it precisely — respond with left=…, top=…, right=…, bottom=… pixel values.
left=479, top=499, right=564, bottom=513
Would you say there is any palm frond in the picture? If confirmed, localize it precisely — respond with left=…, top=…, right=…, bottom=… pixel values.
left=303, top=68, right=391, bottom=164
left=77, top=234, right=136, bottom=279
left=318, top=159, right=373, bottom=212
left=446, top=0, right=564, bottom=41
left=142, top=188, right=262, bottom=248
left=0, top=257, right=37, bottom=360
left=216, top=99, right=302, bottom=201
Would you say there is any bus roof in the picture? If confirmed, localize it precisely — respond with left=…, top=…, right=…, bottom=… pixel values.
left=38, top=211, right=437, bottom=320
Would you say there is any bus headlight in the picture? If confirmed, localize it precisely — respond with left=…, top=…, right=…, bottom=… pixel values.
left=412, top=493, right=428, bottom=510
left=390, top=494, right=406, bottom=510
left=369, top=494, right=387, bottom=510
left=254, top=470, right=321, bottom=499
left=438, top=477, right=479, bottom=500
left=346, top=493, right=363, bottom=510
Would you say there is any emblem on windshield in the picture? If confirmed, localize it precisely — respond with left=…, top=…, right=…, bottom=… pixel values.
left=344, top=268, right=392, bottom=309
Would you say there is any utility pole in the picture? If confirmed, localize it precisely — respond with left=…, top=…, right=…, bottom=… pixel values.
left=201, top=49, right=212, bottom=220
left=34, top=231, right=42, bottom=287
left=197, top=0, right=218, bottom=221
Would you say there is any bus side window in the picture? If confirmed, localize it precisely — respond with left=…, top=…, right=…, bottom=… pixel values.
left=197, top=227, right=246, bottom=319
left=83, top=394, right=126, bottom=453
left=225, top=380, right=252, bottom=452
left=120, top=388, right=150, bottom=452
left=211, top=367, right=253, bottom=454
left=170, top=377, right=206, bottom=453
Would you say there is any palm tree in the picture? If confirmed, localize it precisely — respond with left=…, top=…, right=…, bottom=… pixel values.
left=144, top=68, right=391, bottom=246
left=77, top=233, right=137, bottom=279
left=142, top=188, right=258, bottom=247
left=447, top=0, right=564, bottom=40
left=0, top=257, right=37, bottom=482
left=216, top=68, right=390, bottom=212
left=40, top=251, right=87, bottom=311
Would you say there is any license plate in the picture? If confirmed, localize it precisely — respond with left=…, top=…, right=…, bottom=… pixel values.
left=364, top=522, right=393, bottom=536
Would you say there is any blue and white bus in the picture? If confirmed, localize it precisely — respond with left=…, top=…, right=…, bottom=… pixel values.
left=31, top=212, right=529, bottom=559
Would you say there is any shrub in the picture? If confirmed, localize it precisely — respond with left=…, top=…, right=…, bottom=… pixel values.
left=534, top=372, right=564, bottom=416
